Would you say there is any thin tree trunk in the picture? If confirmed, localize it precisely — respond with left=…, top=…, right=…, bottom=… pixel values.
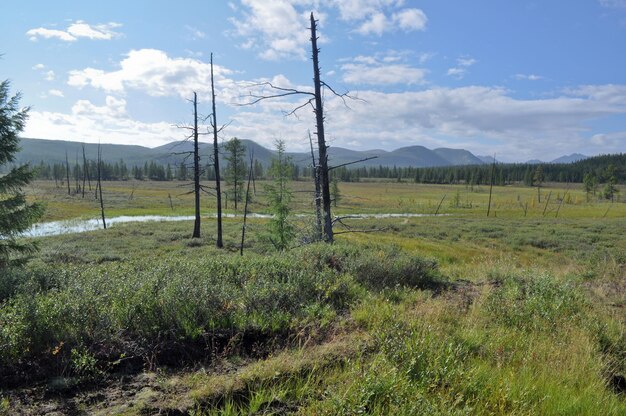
left=65, top=151, right=71, bottom=195
left=487, top=153, right=496, bottom=217
left=310, top=13, right=333, bottom=243
left=542, top=191, right=552, bottom=216
left=435, top=194, right=446, bottom=216
left=81, top=145, right=87, bottom=198
left=309, top=130, right=322, bottom=241
left=192, top=92, right=201, bottom=239
left=240, top=153, right=254, bottom=256
left=75, top=152, right=80, bottom=194
left=210, top=53, right=223, bottom=248
left=555, top=189, right=568, bottom=218
left=97, top=143, right=106, bottom=229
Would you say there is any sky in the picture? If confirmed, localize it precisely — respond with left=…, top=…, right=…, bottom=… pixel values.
left=1, top=0, right=626, bottom=162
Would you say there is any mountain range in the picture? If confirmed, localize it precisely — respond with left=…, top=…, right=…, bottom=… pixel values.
left=12, top=138, right=588, bottom=170
left=13, top=138, right=486, bottom=169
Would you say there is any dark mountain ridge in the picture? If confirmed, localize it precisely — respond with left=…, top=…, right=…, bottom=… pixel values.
left=14, top=137, right=487, bottom=169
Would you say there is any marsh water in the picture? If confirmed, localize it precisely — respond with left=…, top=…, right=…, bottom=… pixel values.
left=24, top=213, right=444, bottom=238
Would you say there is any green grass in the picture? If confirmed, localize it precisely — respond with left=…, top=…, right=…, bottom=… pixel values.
left=2, top=179, right=625, bottom=414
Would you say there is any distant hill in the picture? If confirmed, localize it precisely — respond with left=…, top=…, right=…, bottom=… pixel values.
left=477, top=155, right=498, bottom=164
left=433, top=148, right=485, bottom=165
left=550, top=153, right=588, bottom=164
left=525, top=154, right=588, bottom=165
left=14, top=137, right=487, bottom=170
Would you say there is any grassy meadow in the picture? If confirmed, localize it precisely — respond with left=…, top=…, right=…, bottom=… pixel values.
left=1, top=178, right=625, bottom=414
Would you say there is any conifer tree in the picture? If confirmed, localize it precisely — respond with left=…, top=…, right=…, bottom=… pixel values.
left=265, top=140, right=294, bottom=251
left=225, top=137, right=247, bottom=210
left=0, top=80, right=43, bottom=268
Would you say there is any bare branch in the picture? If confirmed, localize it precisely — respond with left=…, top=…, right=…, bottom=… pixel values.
left=237, top=81, right=315, bottom=107
left=333, top=228, right=389, bottom=236
left=329, top=156, right=378, bottom=171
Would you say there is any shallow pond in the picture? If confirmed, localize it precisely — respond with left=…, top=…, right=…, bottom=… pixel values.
left=24, top=212, right=443, bottom=238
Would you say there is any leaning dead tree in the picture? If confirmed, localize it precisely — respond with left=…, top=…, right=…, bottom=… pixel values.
left=97, top=143, right=106, bottom=229
left=242, top=13, right=356, bottom=243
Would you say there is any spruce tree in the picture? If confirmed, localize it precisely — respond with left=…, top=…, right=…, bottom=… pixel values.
left=224, top=137, right=247, bottom=210
left=265, top=140, right=294, bottom=251
left=0, top=79, right=43, bottom=268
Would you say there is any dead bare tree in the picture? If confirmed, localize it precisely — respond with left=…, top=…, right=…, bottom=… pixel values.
left=435, top=194, right=447, bottom=216
left=192, top=92, right=201, bottom=238
left=487, top=154, right=496, bottom=217
left=241, top=13, right=357, bottom=243
left=210, top=53, right=224, bottom=248
left=309, top=130, right=322, bottom=241
left=542, top=191, right=552, bottom=216
left=97, top=143, right=106, bottom=229
left=240, top=152, right=254, bottom=256
left=175, top=92, right=203, bottom=239
left=65, top=150, right=70, bottom=195
left=82, top=144, right=91, bottom=197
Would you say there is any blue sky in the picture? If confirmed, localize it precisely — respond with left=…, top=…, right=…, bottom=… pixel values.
left=1, top=0, right=625, bottom=161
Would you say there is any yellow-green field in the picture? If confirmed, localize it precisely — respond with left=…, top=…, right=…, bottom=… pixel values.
left=2, top=179, right=625, bottom=415
left=26, top=179, right=626, bottom=221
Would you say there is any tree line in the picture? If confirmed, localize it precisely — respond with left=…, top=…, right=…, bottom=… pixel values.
left=327, top=153, right=625, bottom=185
left=31, top=152, right=624, bottom=187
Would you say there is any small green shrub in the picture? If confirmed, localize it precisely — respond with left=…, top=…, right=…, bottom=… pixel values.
left=485, top=273, right=587, bottom=331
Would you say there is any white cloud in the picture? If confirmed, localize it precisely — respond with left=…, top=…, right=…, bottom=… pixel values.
left=26, top=28, right=77, bottom=42
left=354, top=7, right=428, bottom=35
left=48, top=89, right=64, bottom=97
left=23, top=76, right=626, bottom=159
left=356, top=12, right=389, bottom=35
left=67, top=21, right=121, bottom=40
left=44, top=70, right=55, bottom=81
left=229, top=0, right=315, bottom=60
left=599, top=0, right=626, bottom=8
left=32, top=63, right=45, bottom=70
left=446, top=67, right=466, bottom=79
left=591, top=131, right=626, bottom=147
left=392, top=8, right=428, bottom=32
left=514, top=73, right=543, bottom=81
left=24, top=96, right=181, bottom=147
left=230, top=1, right=426, bottom=59
left=185, top=25, right=206, bottom=40
left=342, top=64, right=425, bottom=85
left=26, top=20, right=122, bottom=42
left=233, top=80, right=626, bottom=158
left=447, top=56, right=477, bottom=79
left=332, top=0, right=401, bottom=20
left=68, top=49, right=237, bottom=101
left=340, top=52, right=427, bottom=85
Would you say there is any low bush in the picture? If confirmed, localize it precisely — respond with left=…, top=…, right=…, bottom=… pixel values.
left=0, top=243, right=440, bottom=382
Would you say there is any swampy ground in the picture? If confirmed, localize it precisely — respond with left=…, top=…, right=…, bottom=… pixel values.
left=1, top=179, right=625, bottom=415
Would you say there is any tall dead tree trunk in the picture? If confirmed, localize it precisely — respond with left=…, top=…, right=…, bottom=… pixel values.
left=65, top=151, right=71, bottom=195
left=75, top=152, right=80, bottom=194
left=487, top=154, right=496, bottom=217
left=310, top=13, right=333, bottom=243
left=240, top=153, right=254, bottom=256
left=97, top=143, right=106, bottom=229
left=210, top=53, right=224, bottom=248
left=192, top=92, right=201, bottom=239
left=309, top=130, right=322, bottom=241
left=81, top=145, right=87, bottom=198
